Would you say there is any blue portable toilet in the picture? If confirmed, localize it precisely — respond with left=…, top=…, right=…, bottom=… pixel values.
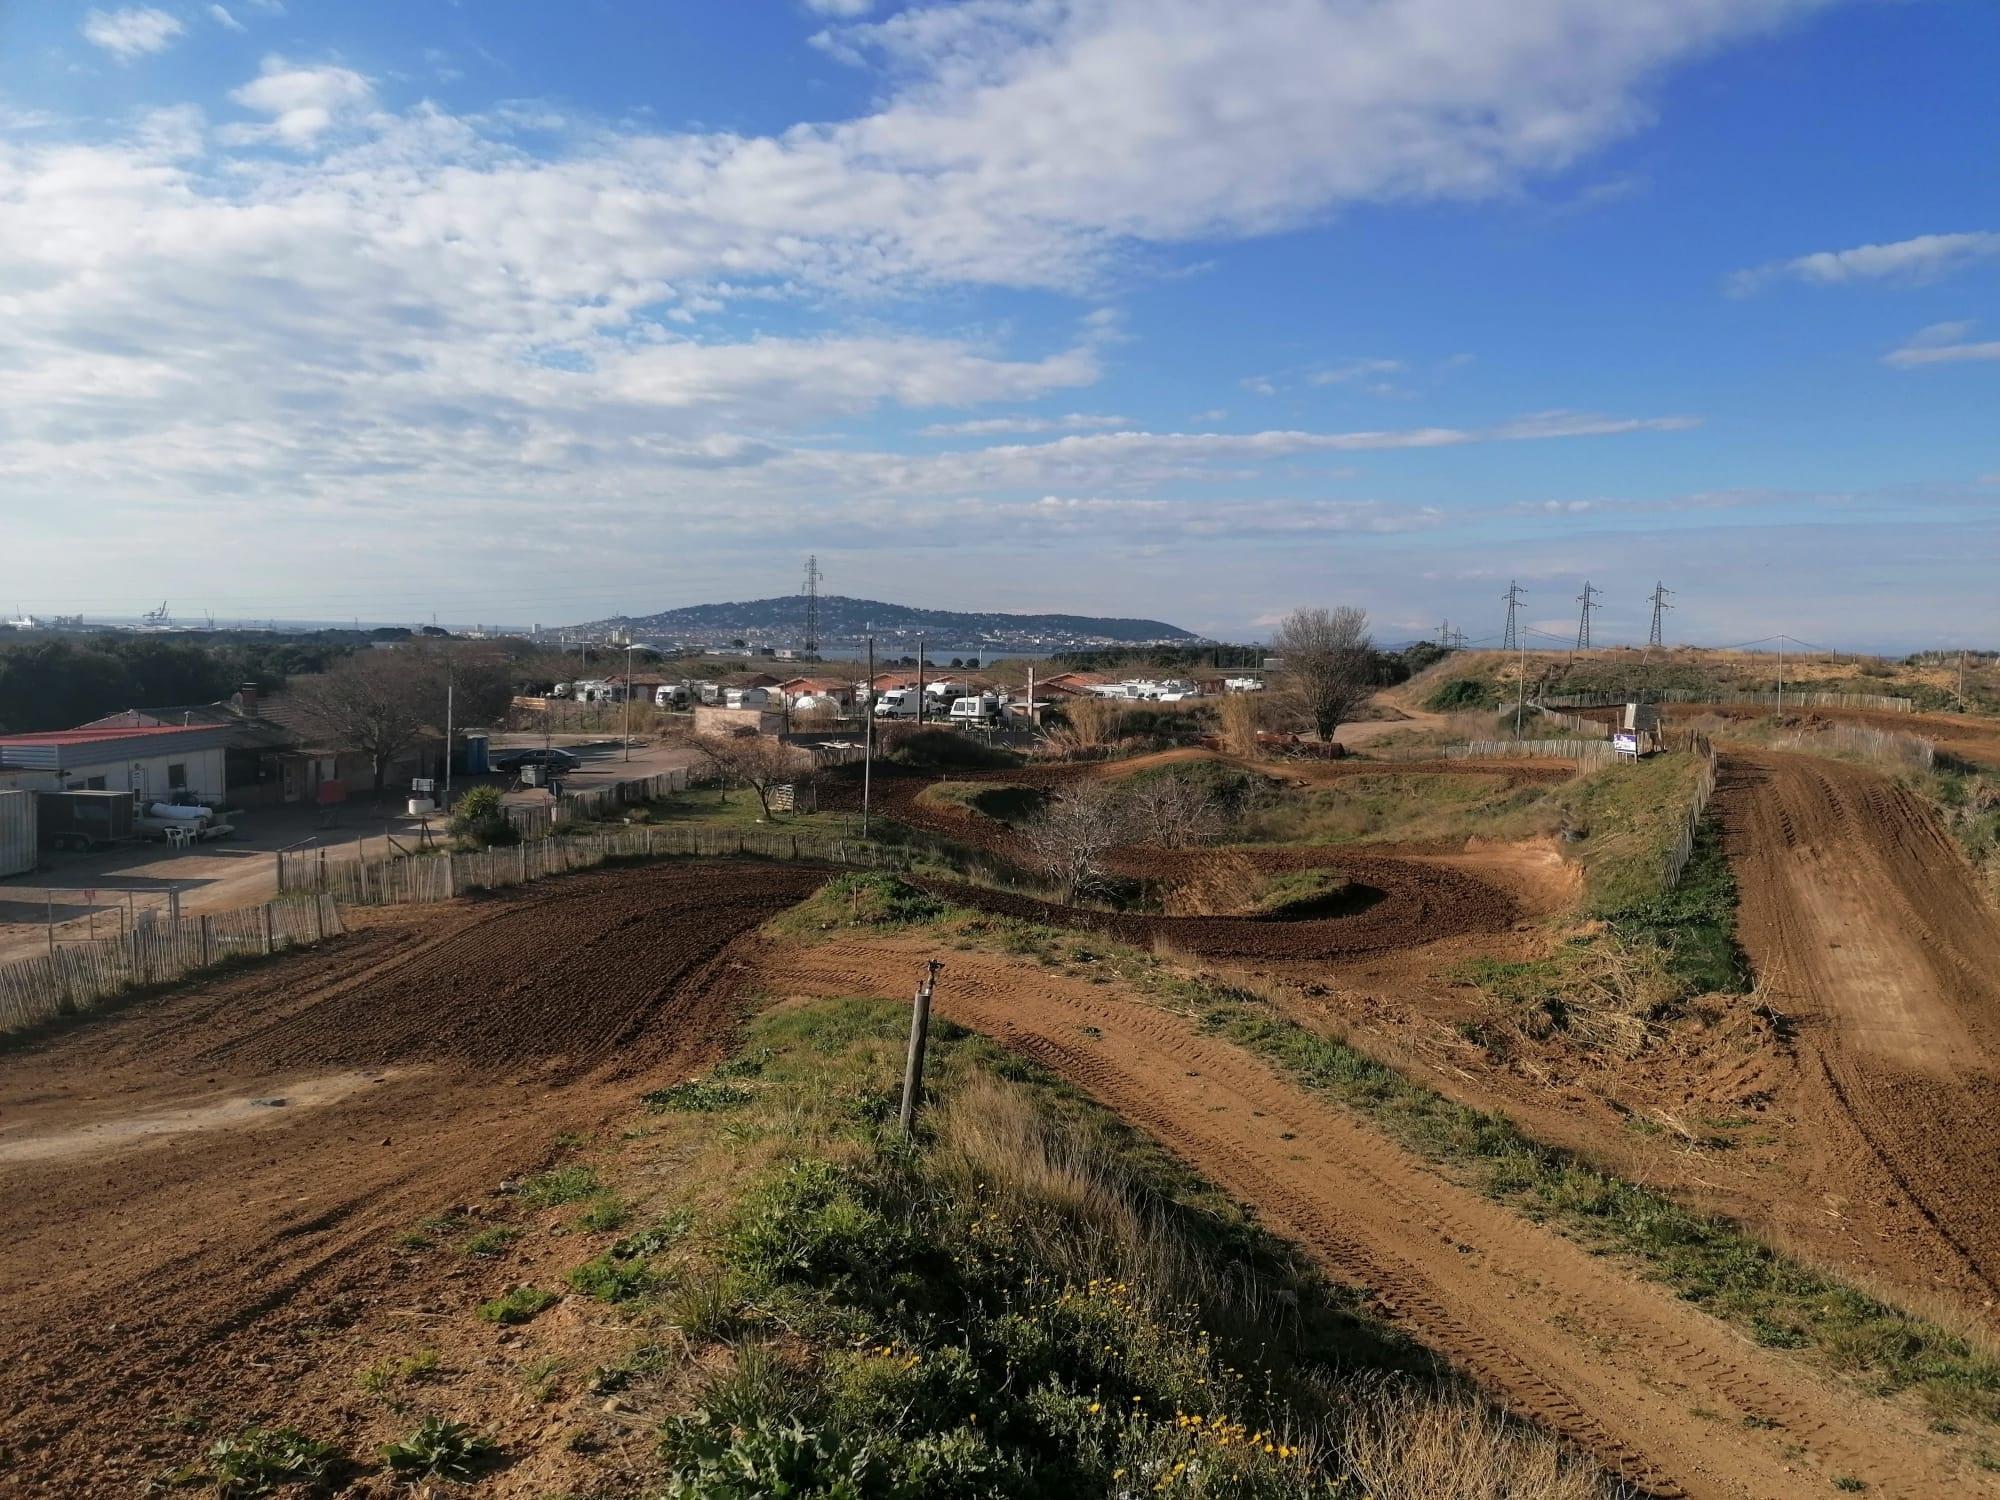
left=460, top=732, right=491, bottom=775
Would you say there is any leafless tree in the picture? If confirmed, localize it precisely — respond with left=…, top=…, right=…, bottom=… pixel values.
left=291, top=651, right=436, bottom=796
left=1019, top=780, right=1132, bottom=901
left=1270, top=606, right=1374, bottom=743
left=685, top=731, right=813, bottom=820
left=1124, top=771, right=1226, bottom=849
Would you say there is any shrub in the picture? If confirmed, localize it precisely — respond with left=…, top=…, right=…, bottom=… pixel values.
left=447, top=785, right=521, bottom=848
left=881, top=725, right=1018, bottom=771
left=1425, top=677, right=1494, bottom=711
left=791, top=872, right=945, bottom=929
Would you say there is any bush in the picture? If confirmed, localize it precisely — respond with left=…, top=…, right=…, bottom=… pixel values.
left=790, top=873, right=946, bottom=929
left=881, top=725, right=1018, bottom=771
left=448, top=785, right=520, bottom=848
left=1424, top=677, right=1494, bottom=711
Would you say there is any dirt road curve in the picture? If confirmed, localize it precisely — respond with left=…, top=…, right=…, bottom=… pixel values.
left=765, top=936, right=1987, bottom=1500
left=1717, top=751, right=2000, bottom=1301
left=0, top=862, right=821, bottom=1496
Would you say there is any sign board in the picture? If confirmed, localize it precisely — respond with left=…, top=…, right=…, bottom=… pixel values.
left=410, top=777, right=437, bottom=794
left=1612, top=731, right=1641, bottom=756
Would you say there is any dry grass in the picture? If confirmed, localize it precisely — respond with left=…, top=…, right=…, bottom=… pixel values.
left=1341, top=1384, right=1610, bottom=1500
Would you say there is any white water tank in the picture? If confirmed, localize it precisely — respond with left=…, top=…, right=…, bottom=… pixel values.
left=407, top=796, right=436, bottom=816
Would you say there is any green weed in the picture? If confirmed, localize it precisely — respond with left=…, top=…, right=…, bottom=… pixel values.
left=476, top=1286, right=559, bottom=1325
left=205, top=1426, right=344, bottom=1497
left=517, top=1165, right=601, bottom=1207
left=380, top=1416, right=497, bottom=1481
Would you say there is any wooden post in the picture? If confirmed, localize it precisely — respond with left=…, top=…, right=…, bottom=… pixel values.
left=314, top=895, right=326, bottom=942
left=898, top=959, right=943, bottom=1136
left=261, top=903, right=274, bottom=955
left=200, top=914, right=213, bottom=966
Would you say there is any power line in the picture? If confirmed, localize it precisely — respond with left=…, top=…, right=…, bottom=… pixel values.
left=1574, top=580, right=1601, bottom=651
left=1646, top=581, right=1673, bottom=651
left=1500, top=581, right=1525, bottom=653
left=800, top=554, right=823, bottom=659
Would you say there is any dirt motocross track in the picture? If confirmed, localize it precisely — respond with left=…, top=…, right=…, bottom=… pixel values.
left=0, top=862, right=822, bottom=1497
left=763, top=934, right=1993, bottom=1500
left=1716, top=750, right=2000, bottom=1302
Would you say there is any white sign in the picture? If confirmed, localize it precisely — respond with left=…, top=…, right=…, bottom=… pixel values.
left=1612, top=731, right=1640, bottom=755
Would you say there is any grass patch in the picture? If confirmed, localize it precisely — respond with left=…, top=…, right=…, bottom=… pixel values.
left=575, top=1195, right=632, bottom=1232
left=643, top=1079, right=754, bottom=1113
left=1242, top=769, right=1556, bottom=848
left=630, top=996, right=1606, bottom=1500
left=771, top=871, right=947, bottom=934
left=916, top=779, right=1045, bottom=824
left=357, top=1348, right=440, bottom=1395
left=516, top=1165, right=601, bottom=1207
left=476, top=1286, right=559, bottom=1325
left=1242, top=866, right=1355, bottom=918
left=463, top=1225, right=521, bottom=1258
left=1604, top=816, right=1749, bottom=995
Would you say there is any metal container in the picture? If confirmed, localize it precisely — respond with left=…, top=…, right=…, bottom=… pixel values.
left=36, top=789, right=135, bottom=852
left=0, top=789, right=36, bottom=877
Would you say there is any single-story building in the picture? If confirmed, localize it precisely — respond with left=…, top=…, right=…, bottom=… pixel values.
left=1035, top=670, right=1120, bottom=697
left=775, top=676, right=856, bottom=709
left=0, top=724, right=230, bottom=808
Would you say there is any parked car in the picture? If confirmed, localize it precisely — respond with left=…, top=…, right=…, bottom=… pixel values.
left=492, top=747, right=582, bottom=773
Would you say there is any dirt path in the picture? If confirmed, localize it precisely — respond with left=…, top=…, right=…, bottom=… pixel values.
left=0, top=861, right=822, bottom=1497
left=1716, top=750, right=2000, bottom=1303
left=762, top=935, right=1991, bottom=1500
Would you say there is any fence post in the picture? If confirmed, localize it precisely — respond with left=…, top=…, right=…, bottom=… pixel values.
left=261, top=904, right=274, bottom=955
left=200, top=914, right=214, bottom=966
left=446, top=853, right=457, bottom=898
left=314, top=895, right=326, bottom=941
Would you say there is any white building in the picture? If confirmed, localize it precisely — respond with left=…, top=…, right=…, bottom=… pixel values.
left=0, top=725, right=229, bottom=808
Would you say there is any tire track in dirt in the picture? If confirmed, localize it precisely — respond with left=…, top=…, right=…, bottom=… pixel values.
left=763, top=935, right=1991, bottom=1500
left=1717, top=751, right=2000, bottom=1304
left=0, top=862, right=826, bottom=1496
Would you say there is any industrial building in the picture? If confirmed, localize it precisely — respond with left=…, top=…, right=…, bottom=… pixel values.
left=0, top=725, right=229, bottom=807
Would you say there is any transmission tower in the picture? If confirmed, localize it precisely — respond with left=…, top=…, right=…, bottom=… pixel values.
left=1501, top=581, right=1525, bottom=653
left=800, top=555, right=823, bottom=659
left=1646, top=582, right=1673, bottom=650
left=1574, top=580, right=1601, bottom=651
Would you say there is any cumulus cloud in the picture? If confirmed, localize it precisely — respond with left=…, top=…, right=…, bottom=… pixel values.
left=804, top=0, right=875, bottom=14
left=210, top=5, right=246, bottom=32
left=82, top=7, right=184, bottom=59
left=1730, top=231, right=2000, bottom=294
left=922, top=413, right=1132, bottom=437
left=224, top=57, right=375, bottom=145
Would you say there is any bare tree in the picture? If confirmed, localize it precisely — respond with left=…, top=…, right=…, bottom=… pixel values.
left=291, top=651, right=435, bottom=796
left=686, top=731, right=813, bottom=820
left=1019, top=780, right=1131, bottom=901
left=1124, top=771, right=1225, bottom=849
left=1270, top=606, right=1374, bottom=743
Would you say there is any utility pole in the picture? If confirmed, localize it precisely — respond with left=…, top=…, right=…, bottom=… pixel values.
left=1574, top=581, right=1601, bottom=651
left=1515, top=631, right=1528, bottom=737
left=1960, top=649, right=1968, bottom=712
left=899, top=959, right=944, bottom=1135
left=1777, top=635, right=1785, bottom=713
left=862, top=635, right=875, bottom=839
left=623, top=642, right=636, bottom=760
left=1646, top=582, right=1673, bottom=652
left=916, top=635, right=926, bottom=725
left=800, top=555, right=823, bottom=660
left=1501, top=581, right=1525, bottom=654
left=443, top=678, right=454, bottom=811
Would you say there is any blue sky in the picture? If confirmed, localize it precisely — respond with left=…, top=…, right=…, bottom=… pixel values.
left=1, top=1, right=1995, bottom=648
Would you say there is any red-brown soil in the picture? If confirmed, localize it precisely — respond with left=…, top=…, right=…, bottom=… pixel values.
left=1715, top=750, right=2000, bottom=1303
left=1574, top=700, right=2000, bottom=769
left=761, top=933, right=1998, bottom=1500
left=0, top=862, right=822, bottom=1497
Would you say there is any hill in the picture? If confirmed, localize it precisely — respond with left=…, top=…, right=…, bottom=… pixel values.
left=583, top=594, right=1200, bottom=650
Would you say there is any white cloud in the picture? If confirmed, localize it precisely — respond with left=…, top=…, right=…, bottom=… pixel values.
left=804, top=0, right=875, bottom=14
left=209, top=5, right=246, bottom=33
left=225, top=57, right=375, bottom=145
left=922, top=413, right=1132, bottom=437
left=1730, top=231, right=2000, bottom=294
left=1309, top=358, right=1407, bottom=387
left=81, top=7, right=184, bottom=60
left=1884, top=321, right=2000, bottom=369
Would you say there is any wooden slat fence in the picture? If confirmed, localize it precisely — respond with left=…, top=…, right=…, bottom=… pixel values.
left=1660, top=737, right=1719, bottom=891
left=0, top=895, right=343, bottom=1036
left=1443, top=739, right=1619, bottom=766
left=1541, top=688, right=1912, bottom=714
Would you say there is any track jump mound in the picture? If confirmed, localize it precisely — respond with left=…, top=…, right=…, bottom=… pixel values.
left=919, top=853, right=1516, bottom=960
left=181, top=862, right=827, bottom=1080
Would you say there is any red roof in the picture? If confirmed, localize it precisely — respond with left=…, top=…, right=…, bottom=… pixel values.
left=0, top=725, right=217, bottom=747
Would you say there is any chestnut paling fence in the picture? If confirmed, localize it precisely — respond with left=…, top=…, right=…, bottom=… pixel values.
left=0, top=894, right=343, bottom=1035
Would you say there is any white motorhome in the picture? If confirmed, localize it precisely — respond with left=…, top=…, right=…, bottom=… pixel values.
left=654, top=683, right=690, bottom=709
left=873, top=688, right=924, bottom=718
left=947, top=693, right=1001, bottom=725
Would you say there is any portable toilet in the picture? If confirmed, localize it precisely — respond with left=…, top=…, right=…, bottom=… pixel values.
left=460, top=731, right=491, bottom=775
